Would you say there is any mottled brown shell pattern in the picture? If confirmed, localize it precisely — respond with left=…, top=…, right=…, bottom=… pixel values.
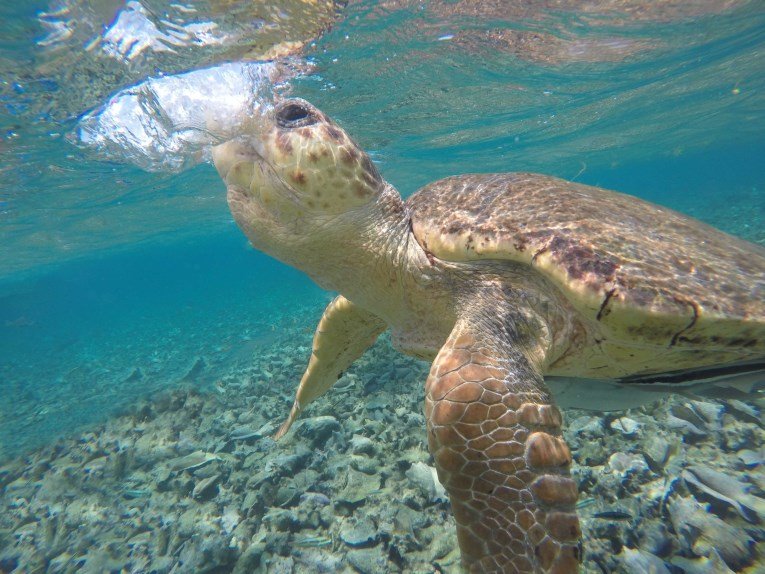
left=407, top=173, right=765, bottom=370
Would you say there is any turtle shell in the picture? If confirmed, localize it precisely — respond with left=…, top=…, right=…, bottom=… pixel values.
left=407, top=173, right=765, bottom=375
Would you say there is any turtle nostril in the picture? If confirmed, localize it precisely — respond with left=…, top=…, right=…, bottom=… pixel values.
left=276, top=102, right=316, bottom=128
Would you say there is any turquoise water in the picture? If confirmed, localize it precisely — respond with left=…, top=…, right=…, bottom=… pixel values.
left=2, top=142, right=762, bottom=459
left=1, top=1, right=764, bottom=572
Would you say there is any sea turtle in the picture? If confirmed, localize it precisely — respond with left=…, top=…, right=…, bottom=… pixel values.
left=211, top=98, right=765, bottom=573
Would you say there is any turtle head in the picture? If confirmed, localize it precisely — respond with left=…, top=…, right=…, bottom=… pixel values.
left=213, top=98, right=385, bottom=254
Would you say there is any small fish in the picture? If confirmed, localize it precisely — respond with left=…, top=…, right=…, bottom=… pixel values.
left=229, top=427, right=260, bottom=441
left=294, top=535, right=332, bottom=548
left=230, top=421, right=277, bottom=441
left=575, top=497, right=596, bottom=509
left=122, top=489, right=151, bottom=499
left=593, top=510, right=632, bottom=521
left=167, top=450, right=219, bottom=472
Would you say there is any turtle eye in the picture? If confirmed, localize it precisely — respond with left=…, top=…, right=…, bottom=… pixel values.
left=276, top=102, right=317, bottom=129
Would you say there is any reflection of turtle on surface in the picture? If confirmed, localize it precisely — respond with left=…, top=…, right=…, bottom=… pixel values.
left=212, top=99, right=765, bottom=573
left=32, top=0, right=344, bottom=122
left=207, top=0, right=342, bottom=60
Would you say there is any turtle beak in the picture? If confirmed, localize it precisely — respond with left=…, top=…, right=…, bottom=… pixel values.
left=212, top=136, right=265, bottom=183
left=211, top=141, right=237, bottom=180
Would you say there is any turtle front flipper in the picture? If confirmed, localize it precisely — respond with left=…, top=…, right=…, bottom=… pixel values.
left=275, top=295, right=386, bottom=439
left=426, top=307, right=581, bottom=573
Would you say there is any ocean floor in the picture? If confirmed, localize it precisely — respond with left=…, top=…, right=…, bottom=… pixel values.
left=0, top=304, right=763, bottom=573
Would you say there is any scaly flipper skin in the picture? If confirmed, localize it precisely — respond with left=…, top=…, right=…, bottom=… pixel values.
left=275, top=295, right=386, bottom=439
left=426, top=306, right=582, bottom=573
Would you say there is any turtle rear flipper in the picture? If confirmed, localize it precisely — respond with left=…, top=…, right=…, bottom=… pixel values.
left=426, top=298, right=582, bottom=573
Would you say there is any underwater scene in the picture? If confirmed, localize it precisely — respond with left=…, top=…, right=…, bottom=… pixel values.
left=1, top=1, right=764, bottom=573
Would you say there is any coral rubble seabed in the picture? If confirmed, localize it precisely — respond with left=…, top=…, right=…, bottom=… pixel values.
left=0, top=318, right=763, bottom=573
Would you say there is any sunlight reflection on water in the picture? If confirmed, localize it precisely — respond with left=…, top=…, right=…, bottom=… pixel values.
left=0, top=0, right=763, bottom=278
